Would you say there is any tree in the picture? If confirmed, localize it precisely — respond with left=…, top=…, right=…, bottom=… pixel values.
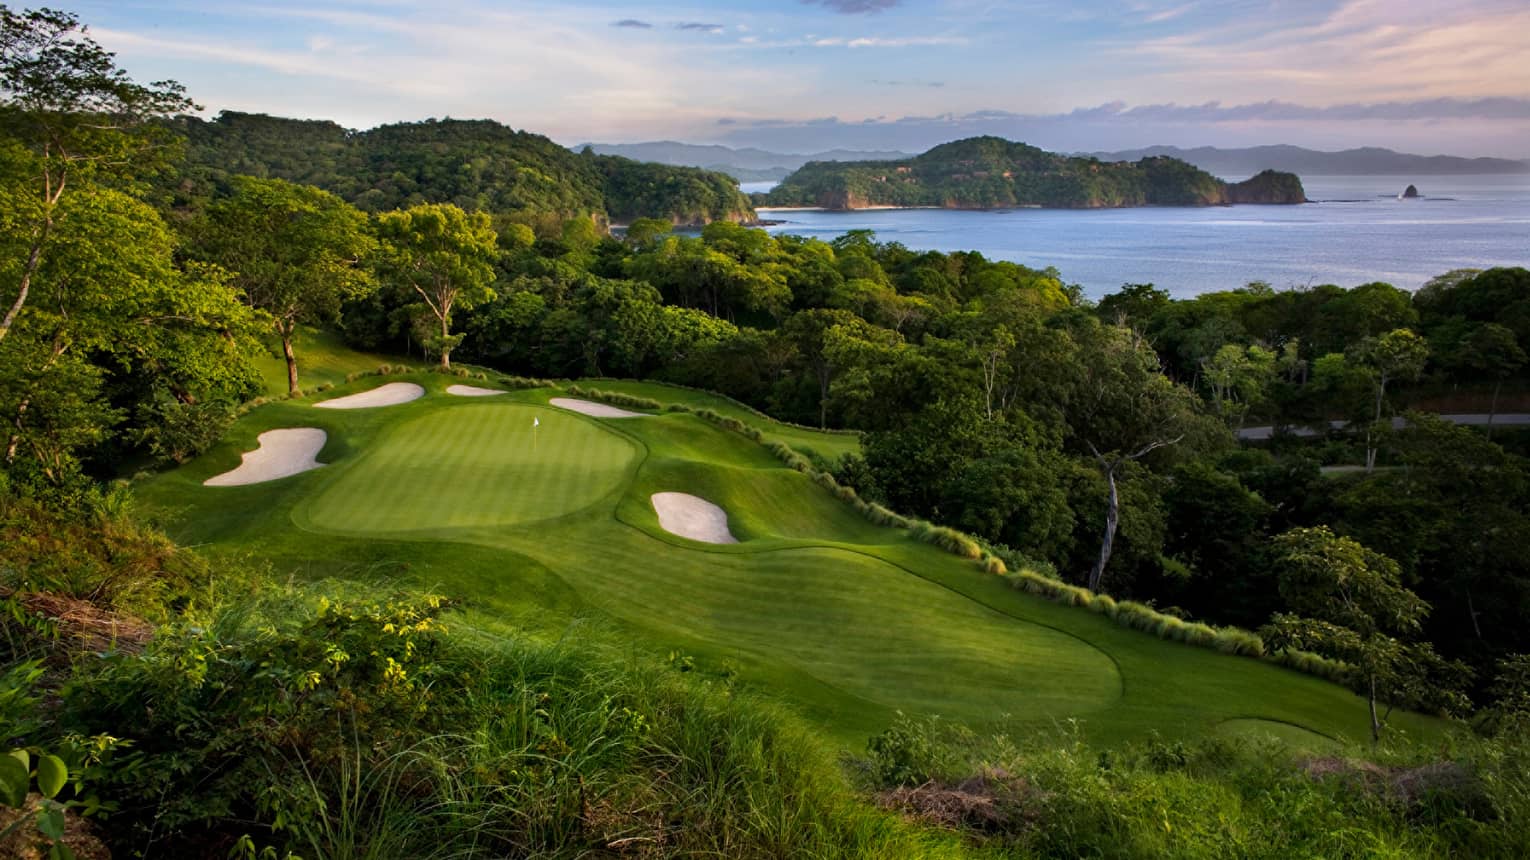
left=375, top=203, right=498, bottom=369
left=780, top=308, right=867, bottom=429
left=0, top=6, right=193, bottom=345
left=1456, top=323, right=1525, bottom=437
left=1, top=185, right=260, bottom=482
left=196, top=177, right=375, bottom=393
left=1201, top=342, right=1277, bottom=430
left=1260, top=526, right=1441, bottom=743
left=1057, top=318, right=1220, bottom=592
left=1348, top=329, right=1429, bottom=471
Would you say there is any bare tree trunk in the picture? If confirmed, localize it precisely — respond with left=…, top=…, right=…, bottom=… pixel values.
left=0, top=224, right=50, bottom=344
left=275, top=319, right=301, bottom=394
left=1368, top=675, right=1381, bottom=745
left=1488, top=379, right=1502, bottom=440
left=439, top=312, right=451, bottom=369
left=1088, top=463, right=1119, bottom=593
left=1467, top=589, right=1484, bottom=640
left=1367, top=376, right=1387, bottom=473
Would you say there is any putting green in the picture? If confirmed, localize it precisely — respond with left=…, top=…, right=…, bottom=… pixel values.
left=303, top=403, right=638, bottom=534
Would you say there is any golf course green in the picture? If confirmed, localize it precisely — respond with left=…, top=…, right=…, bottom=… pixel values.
left=138, top=371, right=1445, bottom=748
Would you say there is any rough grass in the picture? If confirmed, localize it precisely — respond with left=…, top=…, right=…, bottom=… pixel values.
left=135, top=371, right=1448, bottom=749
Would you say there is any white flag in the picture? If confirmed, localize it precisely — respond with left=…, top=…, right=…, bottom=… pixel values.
left=533, top=417, right=540, bottom=428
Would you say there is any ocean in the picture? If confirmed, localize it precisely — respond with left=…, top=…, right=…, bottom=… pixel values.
left=753, top=175, right=1530, bottom=299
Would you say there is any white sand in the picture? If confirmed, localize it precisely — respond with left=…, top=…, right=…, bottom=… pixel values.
left=651, top=492, right=738, bottom=544
left=204, top=428, right=327, bottom=487
left=446, top=384, right=506, bottom=397
left=549, top=397, right=648, bottom=418
left=314, top=382, right=425, bottom=410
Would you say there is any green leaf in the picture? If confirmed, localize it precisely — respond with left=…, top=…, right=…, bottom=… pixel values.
left=37, top=801, right=66, bottom=839
left=51, top=843, right=80, bottom=860
left=0, top=752, right=28, bottom=808
left=37, top=754, right=67, bottom=799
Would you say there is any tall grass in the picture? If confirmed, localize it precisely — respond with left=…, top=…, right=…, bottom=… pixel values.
left=62, top=582, right=965, bottom=859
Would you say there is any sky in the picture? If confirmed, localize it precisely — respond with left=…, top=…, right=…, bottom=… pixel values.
left=56, top=0, right=1530, bottom=157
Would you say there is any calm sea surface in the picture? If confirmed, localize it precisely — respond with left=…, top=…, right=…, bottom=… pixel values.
left=755, top=175, right=1530, bottom=299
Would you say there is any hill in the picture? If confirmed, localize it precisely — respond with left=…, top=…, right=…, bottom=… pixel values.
left=764, top=136, right=1306, bottom=209
left=169, top=111, right=755, bottom=226
left=575, top=140, right=917, bottom=182
left=1086, top=143, right=1530, bottom=177
left=138, top=371, right=1435, bottom=747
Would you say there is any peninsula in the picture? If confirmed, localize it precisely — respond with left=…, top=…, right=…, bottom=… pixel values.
left=763, top=136, right=1307, bottom=210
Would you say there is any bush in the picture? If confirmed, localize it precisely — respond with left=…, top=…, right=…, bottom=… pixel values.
left=564, top=385, right=660, bottom=411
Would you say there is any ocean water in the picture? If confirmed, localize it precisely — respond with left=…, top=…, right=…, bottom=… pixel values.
left=756, top=175, right=1530, bottom=299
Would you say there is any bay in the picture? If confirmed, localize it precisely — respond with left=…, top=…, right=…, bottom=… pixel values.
left=757, top=174, right=1530, bottom=299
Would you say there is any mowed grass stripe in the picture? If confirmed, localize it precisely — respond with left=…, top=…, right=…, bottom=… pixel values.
left=515, top=526, right=1120, bottom=723
left=305, top=404, right=637, bottom=533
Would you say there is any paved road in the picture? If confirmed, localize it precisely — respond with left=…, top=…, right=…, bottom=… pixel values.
left=1238, top=414, right=1530, bottom=440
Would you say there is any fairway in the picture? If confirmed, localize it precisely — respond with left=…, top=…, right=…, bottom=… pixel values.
left=140, top=373, right=1448, bottom=749
left=303, top=402, right=638, bottom=533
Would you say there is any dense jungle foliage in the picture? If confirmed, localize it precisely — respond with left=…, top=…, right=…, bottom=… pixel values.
left=165, top=110, right=755, bottom=228
left=763, top=136, right=1308, bottom=209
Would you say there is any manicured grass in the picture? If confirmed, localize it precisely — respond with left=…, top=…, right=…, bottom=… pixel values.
left=579, top=378, right=863, bottom=463
left=251, top=325, right=408, bottom=396
left=302, top=403, right=637, bottom=534
left=137, top=370, right=1449, bottom=749
left=1215, top=718, right=1346, bottom=753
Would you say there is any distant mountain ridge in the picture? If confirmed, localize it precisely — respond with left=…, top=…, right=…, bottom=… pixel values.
left=1084, top=144, right=1530, bottom=178
left=170, top=112, right=755, bottom=227
left=573, top=141, right=916, bottom=182
left=763, top=136, right=1306, bottom=210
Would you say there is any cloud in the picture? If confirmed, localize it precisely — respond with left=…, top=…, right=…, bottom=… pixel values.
left=611, top=19, right=652, bottom=29
left=1113, top=0, right=1530, bottom=104
left=675, top=22, right=723, bottom=33
left=871, top=79, right=946, bottom=88
left=802, top=0, right=901, bottom=12
left=810, top=35, right=965, bottom=47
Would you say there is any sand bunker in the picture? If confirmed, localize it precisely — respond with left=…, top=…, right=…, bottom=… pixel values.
left=446, top=384, right=506, bottom=397
left=550, top=397, right=648, bottom=418
left=651, top=492, right=738, bottom=544
left=314, top=382, right=424, bottom=410
left=204, top=428, right=327, bottom=487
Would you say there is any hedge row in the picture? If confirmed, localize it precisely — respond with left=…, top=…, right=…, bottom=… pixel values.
left=1006, top=569, right=1351, bottom=683
left=582, top=377, right=863, bottom=438
left=565, top=385, right=662, bottom=411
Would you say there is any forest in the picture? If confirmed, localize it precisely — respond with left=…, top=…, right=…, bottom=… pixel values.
left=4, top=6, right=1530, bottom=858
left=168, top=110, right=755, bottom=229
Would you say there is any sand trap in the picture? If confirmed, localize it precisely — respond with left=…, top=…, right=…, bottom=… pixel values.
left=651, top=492, right=738, bottom=544
left=446, top=384, right=506, bottom=397
left=314, top=382, right=424, bottom=410
left=550, top=397, right=648, bottom=418
left=204, top=428, right=327, bottom=487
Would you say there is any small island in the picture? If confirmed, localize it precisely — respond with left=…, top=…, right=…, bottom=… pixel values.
left=1402, top=184, right=1421, bottom=198
left=762, top=136, right=1307, bottom=210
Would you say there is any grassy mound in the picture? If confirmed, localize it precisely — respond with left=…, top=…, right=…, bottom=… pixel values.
left=137, top=372, right=1447, bottom=749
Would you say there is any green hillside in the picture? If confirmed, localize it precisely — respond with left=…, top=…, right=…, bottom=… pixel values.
left=764, top=136, right=1307, bottom=209
left=167, top=111, right=755, bottom=226
left=138, top=372, right=1438, bottom=748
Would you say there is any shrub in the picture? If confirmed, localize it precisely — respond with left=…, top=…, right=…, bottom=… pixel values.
left=1214, top=628, right=1265, bottom=657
